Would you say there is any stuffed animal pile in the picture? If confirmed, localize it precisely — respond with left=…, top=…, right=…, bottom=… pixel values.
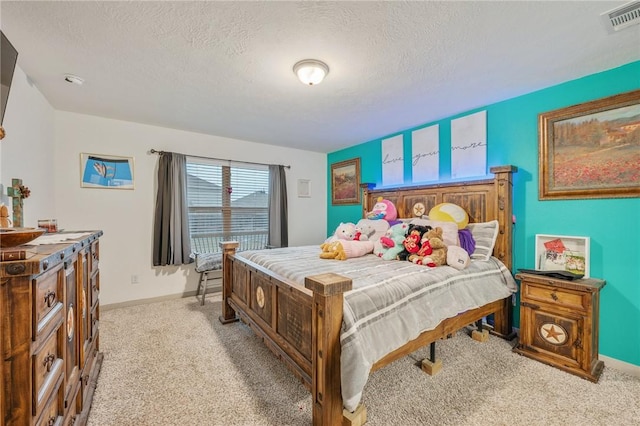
left=320, top=203, right=471, bottom=269
left=408, top=227, right=447, bottom=267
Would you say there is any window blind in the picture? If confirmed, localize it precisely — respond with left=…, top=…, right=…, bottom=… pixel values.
left=186, top=158, right=269, bottom=253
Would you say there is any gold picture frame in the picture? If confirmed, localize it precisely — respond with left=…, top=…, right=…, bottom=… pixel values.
left=331, top=158, right=361, bottom=205
left=538, top=89, right=640, bottom=200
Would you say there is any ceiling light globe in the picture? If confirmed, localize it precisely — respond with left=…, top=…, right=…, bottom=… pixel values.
left=293, top=60, right=329, bottom=86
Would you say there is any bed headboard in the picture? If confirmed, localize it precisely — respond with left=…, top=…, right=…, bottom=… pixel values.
left=362, top=165, right=517, bottom=270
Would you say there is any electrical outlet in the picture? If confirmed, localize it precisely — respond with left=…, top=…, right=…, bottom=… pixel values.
left=131, top=275, right=139, bottom=284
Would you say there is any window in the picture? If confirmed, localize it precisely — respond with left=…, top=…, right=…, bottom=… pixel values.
left=186, top=158, right=269, bottom=253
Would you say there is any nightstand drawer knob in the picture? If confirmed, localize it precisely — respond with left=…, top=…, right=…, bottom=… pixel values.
left=550, top=292, right=558, bottom=301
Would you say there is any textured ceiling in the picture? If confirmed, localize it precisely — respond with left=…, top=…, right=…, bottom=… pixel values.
left=1, top=1, right=639, bottom=153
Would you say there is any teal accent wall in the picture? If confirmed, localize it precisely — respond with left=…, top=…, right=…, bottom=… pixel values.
left=327, top=61, right=640, bottom=367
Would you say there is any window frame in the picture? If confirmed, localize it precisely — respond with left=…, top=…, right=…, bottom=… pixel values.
left=186, top=158, right=269, bottom=253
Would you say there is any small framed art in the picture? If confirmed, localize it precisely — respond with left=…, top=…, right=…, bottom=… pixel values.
left=297, top=179, right=311, bottom=198
left=80, top=153, right=134, bottom=189
left=535, top=234, right=590, bottom=278
left=331, top=158, right=361, bottom=205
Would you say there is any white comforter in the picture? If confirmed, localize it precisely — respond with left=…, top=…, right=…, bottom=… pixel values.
left=238, top=246, right=517, bottom=412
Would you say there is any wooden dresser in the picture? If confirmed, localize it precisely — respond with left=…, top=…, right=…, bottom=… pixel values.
left=1, top=231, right=103, bottom=426
left=514, top=272, right=605, bottom=382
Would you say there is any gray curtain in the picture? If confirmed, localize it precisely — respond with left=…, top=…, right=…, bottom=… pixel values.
left=153, top=152, right=192, bottom=266
left=268, top=165, right=288, bottom=248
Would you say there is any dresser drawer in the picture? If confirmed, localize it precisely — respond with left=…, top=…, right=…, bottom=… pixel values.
left=90, top=271, right=100, bottom=308
left=63, top=384, right=80, bottom=426
left=33, top=265, right=64, bottom=341
left=522, top=282, right=587, bottom=312
left=78, top=344, right=97, bottom=412
left=35, top=373, right=64, bottom=426
left=90, top=304, right=99, bottom=344
left=32, top=327, right=64, bottom=417
left=89, top=240, right=99, bottom=275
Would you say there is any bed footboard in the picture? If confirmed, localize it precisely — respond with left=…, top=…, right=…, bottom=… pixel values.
left=306, top=273, right=352, bottom=426
left=219, top=242, right=351, bottom=426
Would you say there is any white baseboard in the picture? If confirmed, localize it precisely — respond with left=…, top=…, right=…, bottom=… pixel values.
left=600, top=354, right=640, bottom=378
left=102, top=281, right=221, bottom=311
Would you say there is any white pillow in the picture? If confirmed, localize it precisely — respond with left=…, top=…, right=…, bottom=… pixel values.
left=466, top=220, right=499, bottom=261
left=409, top=218, right=459, bottom=247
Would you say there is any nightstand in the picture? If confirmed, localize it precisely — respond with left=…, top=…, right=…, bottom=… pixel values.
left=513, top=272, right=605, bottom=382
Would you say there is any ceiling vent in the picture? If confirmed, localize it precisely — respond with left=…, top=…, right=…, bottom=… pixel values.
left=601, top=1, right=640, bottom=33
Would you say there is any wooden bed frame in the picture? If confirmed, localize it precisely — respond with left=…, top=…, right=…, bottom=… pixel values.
left=219, top=165, right=517, bottom=425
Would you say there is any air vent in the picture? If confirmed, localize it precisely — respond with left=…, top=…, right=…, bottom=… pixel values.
left=601, top=1, right=640, bottom=33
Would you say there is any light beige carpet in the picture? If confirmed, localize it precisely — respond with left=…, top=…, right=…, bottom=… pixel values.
left=88, top=295, right=640, bottom=426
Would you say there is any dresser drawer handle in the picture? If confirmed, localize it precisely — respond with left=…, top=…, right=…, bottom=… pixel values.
left=550, top=292, right=558, bottom=301
left=44, top=290, right=57, bottom=307
left=43, top=353, right=56, bottom=372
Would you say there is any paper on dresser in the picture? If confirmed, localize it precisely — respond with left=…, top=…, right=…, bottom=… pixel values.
left=29, top=232, right=93, bottom=245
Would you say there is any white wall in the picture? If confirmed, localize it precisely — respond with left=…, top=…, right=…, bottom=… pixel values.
left=0, top=66, right=56, bottom=222
left=1, top=65, right=327, bottom=307
left=54, top=112, right=327, bottom=306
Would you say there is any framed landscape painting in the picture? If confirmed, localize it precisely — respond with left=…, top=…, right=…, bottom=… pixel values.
left=331, top=158, right=360, bottom=205
left=538, top=89, right=640, bottom=200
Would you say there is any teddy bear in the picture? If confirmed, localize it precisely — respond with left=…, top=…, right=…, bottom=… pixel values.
left=0, top=204, right=11, bottom=228
left=373, top=222, right=409, bottom=260
left=398, top=224, right=432, bottom=261
left=409, top=226, right=447, bottom=267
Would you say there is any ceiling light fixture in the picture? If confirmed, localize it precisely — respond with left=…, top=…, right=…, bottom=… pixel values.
left=64, top=74, right=84, bottom=85
left=293, top=59, right=329, bottom=86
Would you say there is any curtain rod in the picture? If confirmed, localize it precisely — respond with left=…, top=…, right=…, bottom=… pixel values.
left=149, top=149, right=290, bottom=169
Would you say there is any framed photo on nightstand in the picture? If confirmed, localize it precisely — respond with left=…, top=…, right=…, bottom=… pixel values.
left=535, top=234, right=590, bottom=278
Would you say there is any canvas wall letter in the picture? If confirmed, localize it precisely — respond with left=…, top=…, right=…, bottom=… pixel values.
left=381, top=135, right=404, bottom=186
left=451, top=111, right=487, bottom=179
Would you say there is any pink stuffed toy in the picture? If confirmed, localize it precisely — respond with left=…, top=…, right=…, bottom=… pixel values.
left=366, top=197, right=398, bottom=223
